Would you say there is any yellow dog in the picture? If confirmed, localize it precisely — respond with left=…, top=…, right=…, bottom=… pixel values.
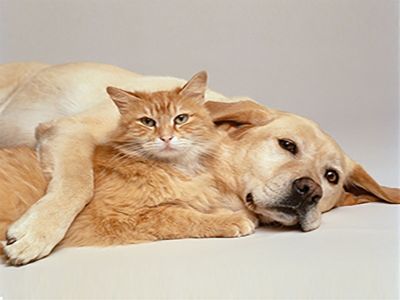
left=0, top=62, right=398, bottom=265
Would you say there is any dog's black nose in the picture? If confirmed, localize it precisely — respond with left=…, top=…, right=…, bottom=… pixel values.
left=290, top=177, right=322, bottom=206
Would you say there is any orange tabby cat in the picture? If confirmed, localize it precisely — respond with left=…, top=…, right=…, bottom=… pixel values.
left=0, top=71, right=256, bottom=259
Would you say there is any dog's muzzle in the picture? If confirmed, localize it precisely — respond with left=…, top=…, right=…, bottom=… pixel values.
left=286, top=177, right=323, bottom=209
left=265, top=177, right=322, bottom=231
left=277, top=177, right=323, bottom=230
left=246, top=177, right=323, bottom=231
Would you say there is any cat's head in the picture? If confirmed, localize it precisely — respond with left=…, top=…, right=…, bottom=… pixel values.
left=106, top=71, right=218, bottom=162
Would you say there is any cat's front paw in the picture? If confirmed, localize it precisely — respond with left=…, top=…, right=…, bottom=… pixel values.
left=221, top=212, right=256, bottom=237
left=4, top=207, right=67, bottom=266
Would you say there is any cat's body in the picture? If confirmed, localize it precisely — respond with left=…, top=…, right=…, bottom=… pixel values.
left=0, top=72, right=256, bottom=250
left=0, top=141, right=252, bottom=248
left=0, top=147, right=48, bottom=240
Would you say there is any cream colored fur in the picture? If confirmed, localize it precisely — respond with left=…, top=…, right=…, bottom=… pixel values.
left=0, top=62, right=398, bottom=266
left=0, top=62, right=236, bottom=265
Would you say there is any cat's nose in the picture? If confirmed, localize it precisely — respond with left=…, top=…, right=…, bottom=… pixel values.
left=160, top=136, right=174, bottom=142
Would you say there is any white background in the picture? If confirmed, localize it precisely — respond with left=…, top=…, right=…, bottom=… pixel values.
left=0, top=0, right=398, bottom=185
left=0, top=2, right=399, bottom=299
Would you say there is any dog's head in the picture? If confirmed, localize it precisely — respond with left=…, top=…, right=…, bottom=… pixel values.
left=206, top=100, right=400, bottom=231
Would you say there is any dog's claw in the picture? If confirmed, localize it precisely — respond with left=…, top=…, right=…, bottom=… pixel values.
left=6, top=237, right=17, bottom=245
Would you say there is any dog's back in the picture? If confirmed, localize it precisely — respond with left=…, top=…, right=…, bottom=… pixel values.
left=0, top=62, right=49, bottom=109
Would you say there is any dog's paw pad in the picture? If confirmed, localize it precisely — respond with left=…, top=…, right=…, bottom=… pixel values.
left=4, top=214, right=63, bottom=266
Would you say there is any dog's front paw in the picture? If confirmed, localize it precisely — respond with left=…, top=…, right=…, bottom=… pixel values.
left=4, top=210, right=66, bottom=266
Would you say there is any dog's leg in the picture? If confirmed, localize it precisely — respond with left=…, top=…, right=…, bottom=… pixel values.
left=3, top=127, right=95, bottom=265
left=4, top=102, right=119, bottom=265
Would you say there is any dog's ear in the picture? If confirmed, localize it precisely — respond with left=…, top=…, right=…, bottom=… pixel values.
left=106, top=86, right=142, bottom=114
left=205, top=100, right=274, bottom=138
left=336, top=163, right=400, bottom=207
left=205, top=100, right=274, bottom=137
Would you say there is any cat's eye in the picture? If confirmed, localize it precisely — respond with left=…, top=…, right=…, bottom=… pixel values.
left=174, top=114, right=189, bottom=125
left=140, top=117, right=156, bottom=127
left=325, top=169, right=339, bottom=185
left=278, top=139, right=298, bottom=155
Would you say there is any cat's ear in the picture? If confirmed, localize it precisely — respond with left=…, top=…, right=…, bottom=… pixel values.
left=106, top=86, right=142, bottom=114
left=179, top=71, right=208, bottom=103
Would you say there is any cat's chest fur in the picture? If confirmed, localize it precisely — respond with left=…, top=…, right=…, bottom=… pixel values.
left=89, top=145, right=237, bottom=215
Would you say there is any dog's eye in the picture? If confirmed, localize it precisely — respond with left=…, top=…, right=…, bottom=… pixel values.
left=174, top=114, right=189, bottom=125
left=278, top=139, right=298, bottom=155
left=325, top=169, right=339, bottom=184
left=140, top=117, right=156, bottom=127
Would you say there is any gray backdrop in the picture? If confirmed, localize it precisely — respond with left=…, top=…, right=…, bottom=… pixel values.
left=0, top=0, right=398, bottom=186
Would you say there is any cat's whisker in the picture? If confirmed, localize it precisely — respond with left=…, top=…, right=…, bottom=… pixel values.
left=104, top=84, right=222, bottom=167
